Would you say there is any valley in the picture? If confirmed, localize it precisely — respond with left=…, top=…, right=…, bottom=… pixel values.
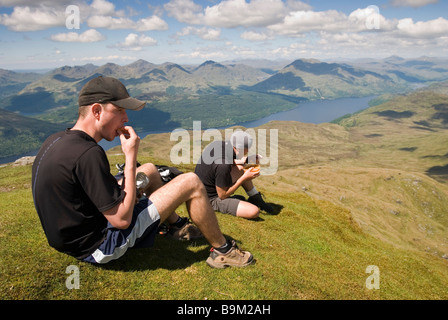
left=1, top=56, right=448, bottom=159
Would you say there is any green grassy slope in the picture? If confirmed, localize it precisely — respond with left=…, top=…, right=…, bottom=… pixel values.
left=1, top=88, right=448, bottom=300
left=1, top=162, right=447, bottom=300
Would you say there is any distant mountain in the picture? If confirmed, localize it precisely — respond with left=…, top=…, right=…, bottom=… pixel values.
left=0, top=69, right=42, bottom=98
left=248, top=58, right=407, bottom=100
left=221, top=58, right=290, bottom=72
left=2, top=57, right=448, bottom=159
left=1, top=59, right=270, bottom=114
left=345, top=56, right=448, bottom=83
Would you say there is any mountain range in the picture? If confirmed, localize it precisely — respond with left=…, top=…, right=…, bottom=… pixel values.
left=1, top=56, right=448, bottom=159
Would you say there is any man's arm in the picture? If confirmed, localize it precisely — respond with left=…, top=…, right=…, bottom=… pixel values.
left=103, top=126, right=140, bottom=229
left=216, top=167, right=258, bottom=200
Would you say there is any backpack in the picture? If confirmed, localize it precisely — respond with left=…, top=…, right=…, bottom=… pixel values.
left=155, top=165, right=184, bottom=183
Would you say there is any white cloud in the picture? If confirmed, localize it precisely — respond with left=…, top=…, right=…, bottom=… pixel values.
left=72, top=55, right=136, bottom=63
left=0, top=5, right=65, bottom=31
left=268, top=10, right=349, bottom=35
left=202, top=0, right=286, bottom=28
left=176, top=50, right=228, bottom=61
left=0, top=0, right=75, bottom=6
left=240, top=30, right=273, bottom=41
left=267, top=6, right=399, bottom=37
left=164, top=0, right=204, bottom=24
left=111, top=33, right=157, bottom=51
left=87, top=15, right=135, bottom=29
left=285, top=0, right=313, bottom=11
left=87, top=14, right=168, bottom=31
left=348, top=6, right=396, bottom=31
left=174, top=43, right=256, bottom=61
left=165, top=0, right=311, bottom=28
left=176, top=26, right=221, bottom=41
left=396, top=17, right=448, bottom=38
left=390, top=0, right=439, bottom=8
left=0, top=0, right=168, bottom=32
left=135, top=15, right=169, bottom=31
left=90, top=0, right=117, bottom=17
left=50, top=29, right=105, bottom=42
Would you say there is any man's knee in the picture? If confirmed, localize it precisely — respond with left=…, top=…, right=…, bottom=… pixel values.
left=237, top=202, right=260, bottom=219
left=138, top=163, right=158, bottom=176
left=177, top=172, right=205, bottom=192
left=248, top=206, right=260, bottom=219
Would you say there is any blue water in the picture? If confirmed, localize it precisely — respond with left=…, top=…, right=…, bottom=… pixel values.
left=1, top=96, right=374, bottom=164
left=233, top=95, right=374, bottom=128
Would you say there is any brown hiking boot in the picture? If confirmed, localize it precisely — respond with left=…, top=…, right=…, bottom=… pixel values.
left=168, top=219, right=204, bottom=241
left=206, top=240, right=255, bottom=268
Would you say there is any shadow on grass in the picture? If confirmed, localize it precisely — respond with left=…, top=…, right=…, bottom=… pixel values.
left=86, top=202, right=283, bottom=272
left=94, top=232, right=254, bottom=272
left=267, top=202, right=284, bottom=215
left=94, top=236, right=209, bottom=272
left=426, top=163, right=448, bottom=184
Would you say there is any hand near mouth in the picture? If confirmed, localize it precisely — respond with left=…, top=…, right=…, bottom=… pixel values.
left=118, top=126, right=140, bottom=161
left=117, top=126, right=130, bottom=138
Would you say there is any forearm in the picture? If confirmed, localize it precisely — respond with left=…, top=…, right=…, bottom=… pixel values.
left=218, top=176, right=245, bottom=199
left=122, top=158, right=137, bottom=213
left=103, top=126, right=140, bottom=229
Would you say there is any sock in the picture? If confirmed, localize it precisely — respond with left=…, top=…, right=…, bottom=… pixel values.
left=171, top=216, right=187, bottom=228
left=246, top=187, right=258, bottom=197
left=214, top=240, right=232, bottom=254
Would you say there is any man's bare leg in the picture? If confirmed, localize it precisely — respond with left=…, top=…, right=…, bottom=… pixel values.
left=136, top=163, right=180, bottom=225
left=147, top=171, right=226, bottom=248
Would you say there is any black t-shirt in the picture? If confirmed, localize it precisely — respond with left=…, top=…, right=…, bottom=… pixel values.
left=31, top=129, right=124, bottom=259
left=194, top=141, right=236, bottom=199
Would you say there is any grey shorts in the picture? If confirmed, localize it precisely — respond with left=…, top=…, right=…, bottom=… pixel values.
left=210, top=196, right=241, bottom=216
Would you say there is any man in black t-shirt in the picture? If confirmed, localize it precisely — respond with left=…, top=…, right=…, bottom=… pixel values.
left=32, top=76, right=254, bottom=268
left=194, top=131, right=274, bottom=219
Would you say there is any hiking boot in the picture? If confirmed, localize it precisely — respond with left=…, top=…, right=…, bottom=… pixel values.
left=206, top=240, right=255, bottom=269
left=248, top=192, right=274, bottom=214
left=168, top=218, right=204, bottom=241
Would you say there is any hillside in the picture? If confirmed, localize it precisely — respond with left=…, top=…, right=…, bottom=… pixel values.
left=0, top=69, right=42, bottom=99
left=337, top=89, right=448, bottom=183
left=0, top=109, right=65, bottom=159
left=1, top=87, right=448, bottom=300
left=249, top=59, right=409, bottom=99
left=346, top=56, right=448, bottom=83
left=117, top=88, right=448, bottom=259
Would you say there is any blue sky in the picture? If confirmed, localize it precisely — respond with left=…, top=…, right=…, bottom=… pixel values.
left=0, top=0, right=447, bottom=70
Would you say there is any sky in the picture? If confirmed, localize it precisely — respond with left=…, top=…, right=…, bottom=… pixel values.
left=0, top=0, right=447, bottom=70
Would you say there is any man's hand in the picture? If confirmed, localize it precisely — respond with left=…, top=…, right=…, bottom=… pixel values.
left=242, top=166, right=260, bottom=180
left=118, top=126, right=140, bottom=161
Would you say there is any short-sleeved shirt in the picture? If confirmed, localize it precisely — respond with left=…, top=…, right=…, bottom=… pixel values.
left=32, top=129, right=124, bottom=260
left=194, top=141, right=236, bottom=199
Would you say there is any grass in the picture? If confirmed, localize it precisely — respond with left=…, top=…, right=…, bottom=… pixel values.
left=2, top=88, right=448, bottom=300
left=1, top=159, right=448, bottom=300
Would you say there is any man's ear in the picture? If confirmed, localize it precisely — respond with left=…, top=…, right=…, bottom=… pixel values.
left=91, top=103, right=102, bottom=120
